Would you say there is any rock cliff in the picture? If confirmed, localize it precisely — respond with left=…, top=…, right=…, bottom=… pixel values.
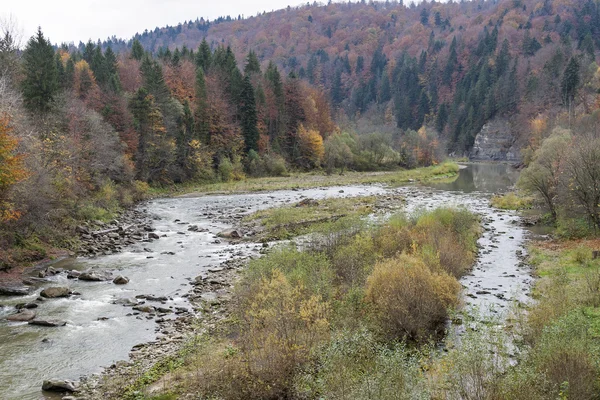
left=470, top=118, right=521, bottom=162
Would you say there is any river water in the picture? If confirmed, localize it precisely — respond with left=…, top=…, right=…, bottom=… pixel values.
left=0, top=163, right=527, bottom=399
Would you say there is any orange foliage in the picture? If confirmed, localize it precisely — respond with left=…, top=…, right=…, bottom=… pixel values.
left=164, top=60, right=196, bottom=103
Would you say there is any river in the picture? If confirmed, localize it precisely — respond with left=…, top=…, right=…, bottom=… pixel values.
left=0, top=163, right=528, bottom=399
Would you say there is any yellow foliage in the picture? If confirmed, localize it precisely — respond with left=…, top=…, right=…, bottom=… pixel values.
left=366, top=253, right=460, bottom=341
left=238, top=268, right=330, bottom=398
left=297, top=124, right=325, bottom=168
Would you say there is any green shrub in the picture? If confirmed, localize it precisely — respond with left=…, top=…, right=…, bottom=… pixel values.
left=242, top=245, right=335, bottom=300
left=530, top=310, right=600, bottom=400
left=295, top=328, right=429, bottom=400
left=331, top=232, right=377, bottom=288
left=490, top=192, right=533, bottom=210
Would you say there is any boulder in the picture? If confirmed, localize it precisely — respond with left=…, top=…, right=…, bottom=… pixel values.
left=148, top=232, right=160, bottom=239
left=79, top=271, right=111, bottom=281
left=133, top=305, right=155, bottom=313
left=114, top=297, right=139, bottom=306
left=42, top=379, right=77, bottom=392
left=0, top=286, right=30, bottom=296
left=40, top=287, right=70, bottom=298
left=29, top=319, right=67, bottom=327
left=67, top=270, right=81, bottom=279
left=113, top=275, right=130, bottom=285
left=6, top=309, right=36, bottom=321
left=218, top=229, right=242, bottom=239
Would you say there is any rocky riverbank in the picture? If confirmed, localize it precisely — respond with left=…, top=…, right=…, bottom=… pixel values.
left=76, top=254, right=249, bottom=399
left=75, top=207, right=158, bottom=258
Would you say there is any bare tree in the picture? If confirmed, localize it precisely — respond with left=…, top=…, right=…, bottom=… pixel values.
left=517, top=127, right=571, bottom=221
left=562, top=130, right=600, bottom=230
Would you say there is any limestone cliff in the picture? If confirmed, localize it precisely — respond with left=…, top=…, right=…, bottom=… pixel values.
left=470, top=118, right=521, bottom=162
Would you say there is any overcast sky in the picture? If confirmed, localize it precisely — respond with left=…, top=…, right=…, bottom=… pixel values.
left=4, top=0, right=313, bottom=45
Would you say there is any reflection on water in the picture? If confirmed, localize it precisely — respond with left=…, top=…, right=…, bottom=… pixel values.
left=430, top=163, right=520, bottom=193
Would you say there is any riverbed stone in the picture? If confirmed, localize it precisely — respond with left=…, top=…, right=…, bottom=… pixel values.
left=79, top=271, right=111, bottom=281
left=218, top=229, right=242, bottom=239
left=148, top=232, right=160, bottom=239
left=29, top=319, right=68, bottom=327
left=113, top=275, right=130, bottom=285
left=6, top=309, right=36, bottom=321
left=0, top=286, right=30, bottom=296
left=40, top=286, right=70, bottom=298
left=133, top=305, right=155, bottom=313
left=42, top=379, right=77, bottom=392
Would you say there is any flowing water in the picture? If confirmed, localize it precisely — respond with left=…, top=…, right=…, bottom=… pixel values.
left=0, top=163, right=528, bottom=399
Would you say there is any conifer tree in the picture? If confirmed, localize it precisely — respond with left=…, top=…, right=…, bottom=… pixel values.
left=22, top=27, right=58, bottom=113
left=195, top=38, right=212, bottom=71
left=131, top=39, right=144, bottom=61
left=561, top=56, right=580, bottom=105
left=240, top=75, right=259, bottom=152
left=244, top=50, right=261, bottom=75
left=194, top=67, right=210, bottom=144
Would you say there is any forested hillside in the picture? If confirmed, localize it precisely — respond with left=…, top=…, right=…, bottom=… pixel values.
left=94, top=0, right=600, bottom=153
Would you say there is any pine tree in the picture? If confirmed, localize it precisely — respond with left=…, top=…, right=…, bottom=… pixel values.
left=55, top=53, right=66, bottom=88
left=83, top=40, right=95, bottom=63
left=244, top=50, right=261, bottom=75
left=240, top=75, right=259, bottom=153
left=331, top=69, right=344, bottom=107
left=443, top=36, right=458, bottom=85
left=561, top=57, right=580, bottom=105
left=193, top=68, right=210, bottom=145
left=22, top=27, right=58, bottom=113
left=65, top=58, right=75, bottom=89
left=131, top=39, right=144, bottom=61
left=177, top=100, right=195, bottom=174
left=91, top=46, right=108, bottom=85
left=195, top=38, right=212, bottom=71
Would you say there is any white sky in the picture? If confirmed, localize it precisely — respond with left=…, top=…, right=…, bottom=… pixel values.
left=3, top=0, right=314, bottom=45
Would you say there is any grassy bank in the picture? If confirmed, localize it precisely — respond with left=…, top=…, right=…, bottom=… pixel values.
left=165, top=162, right=459, bottom=196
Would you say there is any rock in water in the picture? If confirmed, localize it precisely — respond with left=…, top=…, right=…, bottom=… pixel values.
left=40, top=287, right=70, bottom=298
left=113, top=275, right=130, bottom=285
left=79, top=271, right=111, bottom=281
left=42, top=379, right=77, bottom=392
left=0, top=286, right=30, bottom=296
left=218, top=229, right=242, bottom=239
left=6, top=309, right=36, bottom=321
left=148, top=232, right=160, bottom=239
left=114, top=297, right=138, bottom=306
left=132, top=305, right=155, bottom=313
left=29, top=319, right=67, bottom=327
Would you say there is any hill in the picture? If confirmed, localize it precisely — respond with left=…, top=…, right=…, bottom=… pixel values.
left=93, top=0, right=600, bottom=156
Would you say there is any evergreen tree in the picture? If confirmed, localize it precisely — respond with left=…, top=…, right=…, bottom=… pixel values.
left=65, top=58, right=75, bottom=89
left=379, top=70, right=391, bottom=103
left=244, top=50, right=261, bottom=75
left=83, top=40, right=95, bottom=63
left=331, top=69, right=344, bottom=107
left=130, top=88, right=153, bottom=179
left=55, top=53, right=66, bottom=89
left=91, top=46, right=108, bottom=85
left=240, top=75, right=259, bottom=152
left=443, top=36, right=458, bottom=85
left=176, top=100, right=195, bottom=175
left=561, top=56, right=580, bottom=105
left=131, top=39, right=144, bottom=60
left=22, top=27, right=58, bottom=113
left=195, top=38, right=212, bottom=71
left=194, top=67, right=210, bottom=144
